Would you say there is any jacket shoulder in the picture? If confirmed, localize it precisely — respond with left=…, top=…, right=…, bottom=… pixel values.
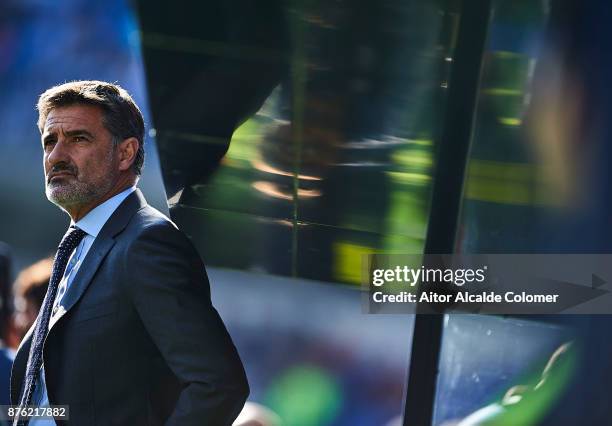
left=126, top=205, right=180, bottom=235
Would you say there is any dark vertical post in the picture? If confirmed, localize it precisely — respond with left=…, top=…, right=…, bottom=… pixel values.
left=402, top=0, right=491, bottom=425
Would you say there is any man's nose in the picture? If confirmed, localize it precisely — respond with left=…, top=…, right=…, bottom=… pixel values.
left=46, top=138, right=70, bottom=166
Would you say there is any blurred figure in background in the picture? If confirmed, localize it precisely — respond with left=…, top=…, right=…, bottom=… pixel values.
left=0, top=252, right=50, bottom=425
left=12, top=257, right=51, bottom=343
left=0, top=242, right=15, bottom=418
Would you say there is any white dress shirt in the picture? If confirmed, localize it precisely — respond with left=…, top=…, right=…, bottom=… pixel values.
left=29, top=186, right=136, bottom=425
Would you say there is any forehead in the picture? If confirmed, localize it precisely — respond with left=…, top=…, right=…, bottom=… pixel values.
left=42, top=104, right=105, bottom=135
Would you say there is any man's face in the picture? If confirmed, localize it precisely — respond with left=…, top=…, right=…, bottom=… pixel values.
left=42, top=104, right=120, bottom=209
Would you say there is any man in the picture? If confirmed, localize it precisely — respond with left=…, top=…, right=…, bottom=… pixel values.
left=10, top=81, right=249, bottom=425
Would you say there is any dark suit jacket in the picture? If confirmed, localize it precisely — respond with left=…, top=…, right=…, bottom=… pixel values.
left=10, top=189, right=249, bottom=425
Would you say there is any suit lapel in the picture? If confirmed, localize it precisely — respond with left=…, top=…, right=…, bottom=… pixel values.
left=48, top=237, right=116, bottom=330
left=48, top=189, right=147, bottom=331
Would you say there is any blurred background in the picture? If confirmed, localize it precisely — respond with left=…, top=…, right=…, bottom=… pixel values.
left=1, top=0, right=612, bottom=425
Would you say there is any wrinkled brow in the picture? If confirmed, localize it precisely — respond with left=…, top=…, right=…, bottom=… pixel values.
left=42, top=128, right=95, bottom=142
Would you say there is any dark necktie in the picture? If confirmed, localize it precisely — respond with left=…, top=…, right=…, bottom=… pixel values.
left=14, top=226, right=86, bottom=426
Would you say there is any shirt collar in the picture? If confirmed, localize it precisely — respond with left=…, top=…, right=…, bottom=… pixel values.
left=73, top=187, right=136, bottom=237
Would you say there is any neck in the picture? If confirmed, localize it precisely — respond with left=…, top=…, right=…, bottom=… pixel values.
left=66, top=176, right=135, bottom=222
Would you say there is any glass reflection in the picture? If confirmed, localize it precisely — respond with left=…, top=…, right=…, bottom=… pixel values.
left=433, top=315, right=573, bottom=426
left=140, top=0, right=458, bottom=284
left=446, top=0, right=612, bottom=425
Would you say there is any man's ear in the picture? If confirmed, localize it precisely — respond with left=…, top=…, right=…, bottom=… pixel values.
left=117, top=137, right=139, bottom=172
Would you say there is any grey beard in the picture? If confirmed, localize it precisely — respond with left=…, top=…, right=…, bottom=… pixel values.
left=46, top=178, right=114, bottom=209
